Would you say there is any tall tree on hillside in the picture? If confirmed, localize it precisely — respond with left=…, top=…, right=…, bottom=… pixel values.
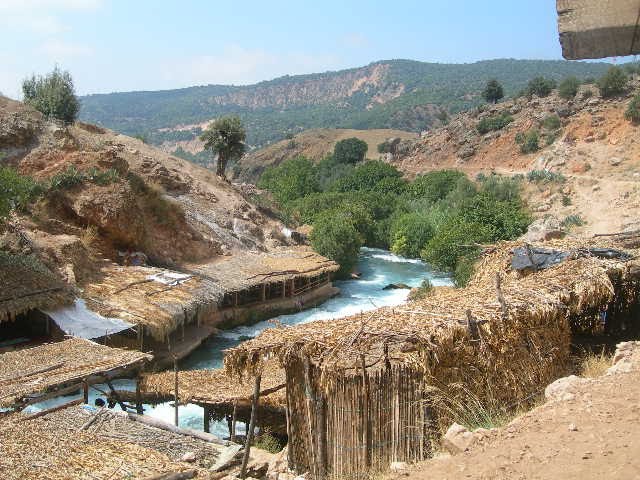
left=200, top=116, right=246, bottom=179
left=482, top=79, right=504, bottom=104
left=334, top=137, right=368, bottom=164
left=22, top=67, right=79, bottom=124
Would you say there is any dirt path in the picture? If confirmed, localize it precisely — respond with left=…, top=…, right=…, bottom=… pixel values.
left=385, top=345, right=640, bottom=480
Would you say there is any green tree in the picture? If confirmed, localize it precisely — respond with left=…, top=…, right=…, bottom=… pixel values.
left=526, top=76, right=556, bottom=97
left=310, top=210, right=363, bottom=278
left=329, top=160, right=402, bottom=193
left=200, top=115, right=246, bottom=178
left=558, top=76, right=579, bottom=99
left=257, top=156, right=319, bottom=204
left=389, top=212, right=435, bottom=258
left=482, top=79, right=504, bottom=104
left=598, top=66, right=628, bottom=98
left=333, top=137, right=368, bottom=164
left=22, top=67, right=79, bottom=124
left=625, top=94, right=640, bottom=123
left=409, top=170, right=465, bottom=203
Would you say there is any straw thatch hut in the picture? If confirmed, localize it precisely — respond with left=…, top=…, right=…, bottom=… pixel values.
left=0, top=338, right=151, bottom=409
left=224, top=240, right=640, bottom=479
left=140, top=360, right=286, bottom=435
left=0, top=252, right=73, bottom=340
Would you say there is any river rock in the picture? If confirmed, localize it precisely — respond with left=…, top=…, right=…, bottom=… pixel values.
left=383, top=283, right=411, bottom=290
left=442, top=423, right=476, bottom=454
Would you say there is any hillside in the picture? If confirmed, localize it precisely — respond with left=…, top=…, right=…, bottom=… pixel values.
left=230, top=128, right=417, bottom=182
left=385, top=78, right=640, bottom=236
left=79, top=59, right=611, bottom=153
left=0, top=95, right=291, bottom=286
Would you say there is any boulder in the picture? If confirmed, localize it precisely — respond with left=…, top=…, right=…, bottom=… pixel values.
left=180, top=451, right=196, bottom=462
left=607, top=341, right=640, bottom=375
left=521, top=216, right=564, bottom=242
left=544, top=375, right=591, bottom=402
left=442, top=423, right=477, bottom=454
left=457, top=145, right=475, bottom=159
left=609, top=157, right=622, bottom=166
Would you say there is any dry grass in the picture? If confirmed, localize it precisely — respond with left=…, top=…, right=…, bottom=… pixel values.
left=580, top=348, right=612, bottom=378
left=80, top=224, right=99, bottom=257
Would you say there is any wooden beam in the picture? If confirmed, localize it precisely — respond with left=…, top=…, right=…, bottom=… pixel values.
left=240, top=375, right=262, bottom=479
left=126, top=412, right=228, bottom=445
left=174, top=357, right=179, bottom=426
left=22, top=398, right=83, bottom=421
left=204, top=406, right=211, bottom=433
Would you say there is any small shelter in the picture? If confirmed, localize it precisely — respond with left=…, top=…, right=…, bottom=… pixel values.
left=557, top=0, right=640, bottom=59
left=0, top=338, right=151, bottom=409
left=140, top=360, right=286, bottom=436
left=224, top=239, right=640, bottom=479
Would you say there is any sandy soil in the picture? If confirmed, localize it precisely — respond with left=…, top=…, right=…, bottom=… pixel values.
left=385, top=349, right=640, bottom=480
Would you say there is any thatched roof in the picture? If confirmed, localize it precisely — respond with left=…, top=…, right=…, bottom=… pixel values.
left=0, top=251, right=73, bottom=323
left=141, top=359, right=286, bottom=408
left=0, top=406, right=216, bottom=479
left=0, top=338, right=151, bottom=408
left=224, top=239, right=638, bottom=392
left=82, top=264, right=222, bottom=341
left=81, top=248, right=337, bottom=341
left=188, top=247, right=339, bottom=292
left=557, top=0, right=640, bottom=59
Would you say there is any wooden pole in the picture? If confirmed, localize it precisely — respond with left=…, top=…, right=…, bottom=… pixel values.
left=135, top=375, right=144, bottom=414
left=138, top=325, right=144, bottom=351
left=174, top=357, right=179, bottom=426
left=231, top=400, right=238, bottom=442
left=82, top=380, right=89, bottom=404
left=495, top=273, right=508, bottom=321
left=203, top=406, right=211, bottom=433
left=240, top=374, right=262, bottom=479
left=361, top=354, right=371, bottom=469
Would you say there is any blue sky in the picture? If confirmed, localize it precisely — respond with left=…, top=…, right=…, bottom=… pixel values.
left=0, top=0, right=615, bottom=98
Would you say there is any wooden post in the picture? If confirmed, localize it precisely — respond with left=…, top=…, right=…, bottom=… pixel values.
left=231, top=400, right=238, bottom=442
left=135, top=375, right=143, bottom=414
left=174, top=357, right=179, bottom=426
left=181, top=321, right=185, bottom=342
left=138, top=325, right=144, bottom=351
left=240, top=375, right=262, bottom=479
left=261, top=284, right=266, bottom=302
left=303, top=358, right=318, bottom=478
left=82, top=380, right=89, bottom=404
left=282, top=280, right=286, bottom=298
left=234, top=292, right=239, bottom=307
left=361, top=354, right=371, bottom=469
left=203, top=406, right=211, bottom=433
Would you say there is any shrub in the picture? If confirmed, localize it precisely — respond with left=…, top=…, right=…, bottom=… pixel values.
left=407, top=279, right=434, bottom=301
left=453, top=255, right=476, bottom=287
left=22, top=67, right=79, bottom=124
left=519, top=129, right=540, bottom=154
left=581, top=88, right=594, bottom=99
left=542, top=114, right=561, bottom=131
left=409, top=170, right=465, bottom=203
left=310, top=210, right=363, bottom=278
left=561, top=214, right=585, bottom=228
left=562, top=195, right=572, bottom=206
left=421, top=220, right=491, bottom=272
left=0, top=168, right=43, bottom=218
left=476, top=113, right=513, bottom=134
left=329, top=160, right=402, bottom=193
left=389, top=212, right=435, bottom=258
left=526, top=170, right=566, bottom=184
left=558, top=76, right=579, bottom=99
left=625, top=94, right=640, bottom=123
left=257, top=156, right=320, bottom=204
left=333, top=137, right=368, bottom=165
left=526, top=76, right=556, bottom=97
left=50, top=165, right=86, bottom=189
left=597, top=66, right=628, bottom=98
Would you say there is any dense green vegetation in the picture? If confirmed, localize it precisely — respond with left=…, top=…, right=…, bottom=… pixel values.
left=597, top=66, right=628, bottom=98
left=525, top=76, right=556, bottom=98
left=333, top=137, right=368, bottom=164
left=558, top=76, right=579, bottom=99
left=476, top=112, right=513, bottom=134
left=0, top=167, right=43, bottom=219
left=79, top=59, right=611, bottom=149
left=258, top=144, right=531, bottom=283
left=22, top=67, right=79, bottom=124
left=625, top=93, right=640, bottom=123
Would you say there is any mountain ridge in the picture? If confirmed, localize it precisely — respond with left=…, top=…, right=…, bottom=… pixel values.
left=79, top=58, right=612, bottom=153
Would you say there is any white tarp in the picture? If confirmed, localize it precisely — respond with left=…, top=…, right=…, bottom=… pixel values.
left=44, top=299, right=134, bottom=339
left=146, top=271, right=192, bottom=285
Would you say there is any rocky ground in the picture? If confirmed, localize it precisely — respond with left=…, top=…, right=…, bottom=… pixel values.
left=383, top=341, right=640, bottom=480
